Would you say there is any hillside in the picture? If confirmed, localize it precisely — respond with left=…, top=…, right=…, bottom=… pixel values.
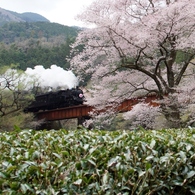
left=0, top=21, right=81, bottom=70
left=0, top=7, right=82, bottom=71
left=0, top=22, right=80, bottom=44
left=0, top=7, right=49, bottom=26
left=0, top=7, right=80, bottom=45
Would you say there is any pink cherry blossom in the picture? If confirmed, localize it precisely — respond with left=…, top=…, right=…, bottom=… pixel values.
left=71, top=0, right=195, bottom=129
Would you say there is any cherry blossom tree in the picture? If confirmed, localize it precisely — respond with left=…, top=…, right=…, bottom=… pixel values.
left=71, top=0, right=195, bottom=128
left=123, top=103, right=161, bottom=130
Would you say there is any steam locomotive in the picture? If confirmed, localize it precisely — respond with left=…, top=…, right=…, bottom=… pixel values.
left=24, top=87, right=85, bottom=112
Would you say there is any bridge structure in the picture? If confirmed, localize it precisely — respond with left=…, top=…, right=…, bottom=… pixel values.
left=35, top=95, right=159, bottom=124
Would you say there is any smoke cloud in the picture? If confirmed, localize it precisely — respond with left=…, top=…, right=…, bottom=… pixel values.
left=25, top=65, right=79, bottom=90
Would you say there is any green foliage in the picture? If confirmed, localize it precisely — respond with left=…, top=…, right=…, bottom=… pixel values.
left=0, top=128, right=195, bottom=194
left=0, top=112, right=35, bottom=132
left=0, top=22, right=80, bottom=70
left=0, top=22, right=79, bottom=43
left=0, top=66, right=38, bottom=131
left=175, top=50, right=195, bottom=64
left=0, top=38, right=75, bottom=71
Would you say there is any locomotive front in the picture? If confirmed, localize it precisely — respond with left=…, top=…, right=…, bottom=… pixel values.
left=72, top=87, right=85, bottom=104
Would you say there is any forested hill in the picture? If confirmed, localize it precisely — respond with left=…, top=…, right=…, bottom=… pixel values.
left=0, top=20, right=81, bottom=71
left=0, top=22, right=80, bottom=44
left=0, top=7, right=49, bottom=26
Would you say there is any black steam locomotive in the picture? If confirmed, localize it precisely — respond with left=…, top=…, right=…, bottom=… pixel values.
left=24, top=87, right=85, bottom=112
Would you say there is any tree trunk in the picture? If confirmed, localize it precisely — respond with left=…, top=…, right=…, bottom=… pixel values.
left=160, top=94, right=181, bottom=128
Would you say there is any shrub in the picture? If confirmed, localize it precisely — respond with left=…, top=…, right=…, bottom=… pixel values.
left=0, top=128, right=195, bottom=194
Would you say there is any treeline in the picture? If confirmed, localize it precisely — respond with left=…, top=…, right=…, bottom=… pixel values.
left=0, top=22, right=81, bottom=70
left=0, top=22, right=80, bottom=44
left=0, top=38, right=74, bottom=70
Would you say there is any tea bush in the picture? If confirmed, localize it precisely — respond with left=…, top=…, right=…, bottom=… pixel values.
left=0, top=128, right=195, bottom=194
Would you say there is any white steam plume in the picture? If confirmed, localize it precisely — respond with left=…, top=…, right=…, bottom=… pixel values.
left=25, top=65, right=79, bottom=90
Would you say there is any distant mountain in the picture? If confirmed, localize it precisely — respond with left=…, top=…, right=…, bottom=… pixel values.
left=11, top=11, right=50, bottom=23
left=0, top=7, right=49, bottom=26
left=0, top=7, right=84, bottom=72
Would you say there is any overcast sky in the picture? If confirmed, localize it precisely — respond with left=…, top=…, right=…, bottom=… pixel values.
left=0, top=0, right=95, bottom=27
